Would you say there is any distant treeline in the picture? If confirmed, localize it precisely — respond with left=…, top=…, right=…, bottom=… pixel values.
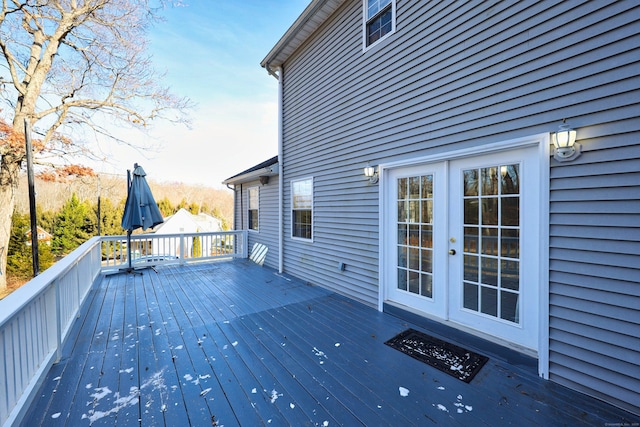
left=8, top=188, right=231, bottom=283
left=15, top=173, right=233, bottom=227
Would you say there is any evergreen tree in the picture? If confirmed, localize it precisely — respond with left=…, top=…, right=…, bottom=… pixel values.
left=94, top=197, right=125, bottom=236
left=212, top=207, right=229, bottom=231
left=187, top=202, right=200, bottom=215
left=37, top=209, right=57, bottom=233
left=192, top=235, right=202, bottom=258
left=52, top=194, right=94, bottom=255
left=7, top=211, right=54, bottom=279
left=6, top=212, right=31, bottom=278
left=157, top=197, right=174, bottom=218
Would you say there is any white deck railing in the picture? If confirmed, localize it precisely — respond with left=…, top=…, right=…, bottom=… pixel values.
left=100, top=230, right=248, bottom=272
left=0, top=230, right=247, bottom=427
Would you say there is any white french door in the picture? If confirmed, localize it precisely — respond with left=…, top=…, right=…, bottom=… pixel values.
left=386, top=162, right=448, bottom=318
left=384, top=146, right=540, bottom=351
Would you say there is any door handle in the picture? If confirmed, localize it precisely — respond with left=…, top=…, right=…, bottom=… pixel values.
left=449, top=249, right=456, bottom=255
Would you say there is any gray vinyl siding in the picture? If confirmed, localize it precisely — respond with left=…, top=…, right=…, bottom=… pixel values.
left=232, top=185, right=243, bottom=231
left=549, top=134, right=640, bottom=415
left=235, top=178, right=280, bottom=270
left=278, top=0, right=640, bottom=415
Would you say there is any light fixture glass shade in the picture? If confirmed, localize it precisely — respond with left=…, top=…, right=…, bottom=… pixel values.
left=552, top=121, right=581, bottom=161
left=553, top=126, right=576, bottom=149
left=363, top=164, right=379, bottom=184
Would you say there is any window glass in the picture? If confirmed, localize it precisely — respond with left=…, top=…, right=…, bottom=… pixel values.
left=365, top=0, right=395, bottom=47
left=292, top=178, right=312, bottom=240
left=367, top=0, right=391, bottom=18
left=462, top=163, right=521, bottom=323
left=248, top=187, right=259, bottom=230
left=396, top=174, right=434, bottom=298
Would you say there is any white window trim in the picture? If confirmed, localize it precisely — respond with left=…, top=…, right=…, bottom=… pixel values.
left=248, top=186, right=259, bottom=232
left=362, top=0, right=397, bottom=52
left=290, top=177, right=314, bottom=242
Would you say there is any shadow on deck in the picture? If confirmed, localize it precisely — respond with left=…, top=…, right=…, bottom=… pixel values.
left=21, top=260, right=638, bottom=426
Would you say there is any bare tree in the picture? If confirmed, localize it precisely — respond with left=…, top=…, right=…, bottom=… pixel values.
left=0, top=0, right=191, bottom=289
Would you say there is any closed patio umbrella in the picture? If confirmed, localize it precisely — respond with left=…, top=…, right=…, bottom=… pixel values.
left=120, top=163, right=164, bottom=273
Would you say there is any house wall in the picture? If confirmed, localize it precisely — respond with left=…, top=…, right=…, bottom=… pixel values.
left=233, top=177, right=280, bottom=270
left=278, top=0, right=640, bottom=415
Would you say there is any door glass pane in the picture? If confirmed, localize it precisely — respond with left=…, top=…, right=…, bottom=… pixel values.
left=409, top=177, right=420, bottom=198
left=501, top=260, right=519, bottom=290
left=398, top=224, right=407, bottom=245
left=464, top=199, right=478, bottom=224
left=501, top=164, right=519, bottom=194
left=481, top=167, right=499, bottom=195
left=397, top=201, right=407, bottom=222
left=408, top=271, right=419, bottom=294
left=481, top=287, right=498, bottom=316
left=421, top=175, right=433, bottom=198
left=501, top=196, right=519, bottom=226
left=464, top=169, right=478, bottom=196
left=421, top=200, right=433, bottom=223
left=481, top=198, right=498, bottom=225
left=398, top=178, right=407, bottom=199
left=408, top=201, right=420, bottom=222
left=481, top=257, right=498, bottom=286
left=421, top=249, right=432, bottom=273
left=463, top=282, right=478, bottom=310
left=501, top=229, right=519, bottom=258
left=462, top=163, right=521, bottom=324
left=464, top=255, right=478, bottom=282
left=421, top=225, right=433, bottom=248
left=481, top=227, right=498, bottom=255
left=408, top=224, right=419, bottom=245
left=464, top=227, right=478, bottom=253
left=408, top=247, right=419, bottom=270
left=421, top=274, right=433, bottom=298
left=397, top=268, right=407, bottom=291
left=397, top=174, right=435, bottom=299
left=398, top=246, right=407, bottom=268
left=500, top=291, right=519, bottom=323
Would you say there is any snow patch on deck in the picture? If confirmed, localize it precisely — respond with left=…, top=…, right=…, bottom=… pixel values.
left=435, top=403, right=448, bottom=412
left=269, top=389, right=282, bottom=403
left=81, top=369, right=167, bottom=424
left=313, top=346, right=329, bottom=364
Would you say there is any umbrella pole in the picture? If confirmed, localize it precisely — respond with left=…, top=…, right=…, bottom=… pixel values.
left=127, top=230, right=133, bottom=271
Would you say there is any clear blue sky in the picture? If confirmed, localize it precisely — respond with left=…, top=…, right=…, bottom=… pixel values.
left=96, top=0, right=309, bottom=188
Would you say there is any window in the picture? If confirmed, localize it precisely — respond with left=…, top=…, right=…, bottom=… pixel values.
left=365, top=0, right=395, bottom=48
left=291, top=178, right=313, bottom=240
left=248, top=187, right=259, bottom=231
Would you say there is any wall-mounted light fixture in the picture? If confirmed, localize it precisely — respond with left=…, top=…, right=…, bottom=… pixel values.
left=552, top=119, right=581, bottom=162
left=364, top=163, right=379, bottom=184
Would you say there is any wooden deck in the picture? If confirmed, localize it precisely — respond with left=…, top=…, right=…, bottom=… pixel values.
left=21, top=260, right=638, bottom=426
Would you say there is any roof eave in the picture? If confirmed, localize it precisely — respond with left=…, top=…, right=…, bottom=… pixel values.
left=260, top=0, right=346, bottom=74
left=222, top=163, right=279, bottom=186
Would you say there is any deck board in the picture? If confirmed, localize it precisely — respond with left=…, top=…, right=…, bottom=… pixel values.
left=19, top=259, right=640, bottom=426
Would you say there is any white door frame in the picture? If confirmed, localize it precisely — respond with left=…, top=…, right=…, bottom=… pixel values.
left=378, top=134, right=551, bottom=378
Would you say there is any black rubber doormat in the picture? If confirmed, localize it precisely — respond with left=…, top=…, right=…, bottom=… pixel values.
left=385, top=328, right=489, bottom=383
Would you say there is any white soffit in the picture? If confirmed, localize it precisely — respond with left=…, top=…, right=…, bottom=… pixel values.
left=261, top=0, right=346, bottom=73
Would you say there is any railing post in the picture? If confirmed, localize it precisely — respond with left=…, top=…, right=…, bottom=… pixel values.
left=179, top=234, right=185, bottom=265
left=242, top=230, right=248, bottom=258
left=76, top=260, right=81, bottom=318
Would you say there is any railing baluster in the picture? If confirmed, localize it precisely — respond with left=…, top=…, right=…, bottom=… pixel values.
left=55, top=280, right=62, bottom=363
